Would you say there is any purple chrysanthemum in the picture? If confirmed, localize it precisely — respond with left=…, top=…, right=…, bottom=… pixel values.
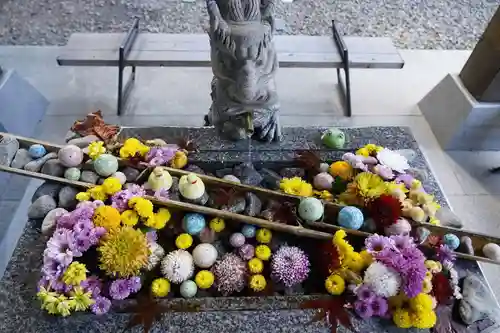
left=394, top=173, right=415, bottom=189
left=41, top=257, right=66, bottom=280
left=145, top=231, right=158, bottom=243
left=354, top=300, right=374, bottom=319
left=73, top=219, right=93, bottom=234
left=437, top=244, right=456, bottom=265
left=402, top=266, right=426, bottom=298
left=365, top=234, right=394, bottom=253
left=390, top=235, right=415, bottom=251
left=111, top=186, right=146, bottom=212
left=271, top=246, right=310, bottom=288
left=211, top=253, right=248, bottom=296
left=81, top=276, right=103, bottom=297
left=88, top=227, right=107, bottom=245
left=109, top=279, right=131, bottom=300
left=71, top=205, right=95, bottom=221
left=56, top=213, right=75, bottom=230
left=127, top=276, right=142, bottom=293
left=91, top=296, right=111, bottom=315
left=146, top=147, right=177, bottom=167
left=44, top=229, right=81, bottom=264
left=356, top=284, right=375, bottom=302
left=154, top=188, right=170, bottom=201
left=75, top=235, right=92, bottom=253
left=370, top=296, right=388, bottom=316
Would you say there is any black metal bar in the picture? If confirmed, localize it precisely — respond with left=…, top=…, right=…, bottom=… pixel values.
left=117, top=18, right=140, bottom=116
left=331, top=20, right=352, bottom=117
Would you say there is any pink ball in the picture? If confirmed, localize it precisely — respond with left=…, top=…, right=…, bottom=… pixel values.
left=313, top=172, right=334, bottom=190
left=384, top=218, right=412, bottom=236
left=229, top=233, right=246, bottom=248
left=58, top=145, right=83, bottom=167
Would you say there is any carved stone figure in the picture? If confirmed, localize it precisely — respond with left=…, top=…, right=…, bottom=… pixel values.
left=205, top=0, right=282, bottom=142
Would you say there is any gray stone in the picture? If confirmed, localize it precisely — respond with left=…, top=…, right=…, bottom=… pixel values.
left=32, top=182, right=62, bottom=202
left=215, top=168, right=233, bottom=178
left=67, top=134, right=100, bottom=148
left=81, top=159, right=94, bottom=171
left=233, top=163, right=263, bottom=186
left=259, top=168, right=282, bottom=189
left=97, top=177, right=105, bottom=185
left=459, top=236, right=475, bottom=255
left=122, top=166, right=140, bottom=182
left=222, top=175, right=240, bottom=183
left=406, top=167, right=428, bottom=183
left=279, top=167, right=305, bottom=178
left=435, top=207, right=464, bottom=229
left=64, top=130, right=79, bottom=142
left=222, top=196, right=246, bottom=214
left=459, top=274, right=500, bottom=325
left=80, top=170, right=99, bottom=184
left=205, top=0, right=281, bottom=142
left=482, top=243, right=500, bottom=262
left=244, top=192, right=262, bottom=217
left=58, top=186, right=79, bottom=209
left=415, top=227, right=431, bottom=244
left=28, top=195, right=57, bottom=219
left=10, top=148, right=33, bottom=169
left=24, top=152, right=57, bottom=172
left=0, top=135, right=19, bottom=166
left=41, top=159, right=65, bottom=177
left=41, top=208, right=68, bottom=235
left=185, top=164, right=205, bottom=175
left=319, top=163, right=330, bottom=173
left=362, top=218, right=377, bottom=233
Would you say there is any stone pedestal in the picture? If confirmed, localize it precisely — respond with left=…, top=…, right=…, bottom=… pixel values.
left=419, top=74, right=500, bottom=150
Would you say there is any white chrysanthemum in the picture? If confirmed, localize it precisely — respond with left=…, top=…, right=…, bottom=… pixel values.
left=146, top=242, right=165, bottom=271
left=161, top=249, right=194, bottom=284
left=363, top=262, right=401, bottom=297
left=376, top=148, right=410, bottom=173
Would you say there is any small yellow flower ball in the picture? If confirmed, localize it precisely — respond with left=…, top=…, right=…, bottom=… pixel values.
left=356, top=147, right=370, bottom=157
left=393, top=308, right=412, bottom=329
left=256, top=228, right=272, bottom=244
left=424, top=271, right=433, bottom=281
left=248, top=258, right=264, bottom=274
left=129, top=197, right=154, bottom=218
left=195, top=270, right=215, bottom=289
left=76, top=192, right=91, bottom=202
left=422, top=279, right=433, bottom=294
left=102, top=177, right=122, bottom=195
left=255, top=245, right=271, bottom=261
left=409, top=293, right=434, bottom=312
left=411, top=309, right=437, bottom=329
left=175, top=233, right=193, bottom=249
left=151, top=278, right=170, bottom=297
left=249, top=274, right=267, bottom=292
left=325, top=274, right=345, bottom=295
left=121, top=210, right=139, bottom=227
left=209, top=218, right=225, bottom=232
left=424, top=260, right=442, bottom=273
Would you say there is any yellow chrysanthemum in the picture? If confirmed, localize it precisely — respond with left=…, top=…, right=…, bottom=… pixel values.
left=62, top=262, right=87, bottom=286
left=409, top=293, right=434, bottom=313
left=175, top=233, right=193, bottom=249
left=119, top=138, right=150, bottom=159
left=76, top=192, right=91, bottom=202
left=102, top=177, right=122, bottom=195
left=248, top=258, right=264, bottom=274
left=129, top=197, right=154, bottom=218
left=249, top=274, right=267, bottom=292
left=155, top=208, right=171, bottom=226
left=393, top=308, right=412, bottom=328
left=151, top=278, right=170, bottom=297
left=328, top=161, right=354, bottom=181
left=411, top=310, right=437, bottom=329
left=256, top=228, right=272, bottom=244
left=343, top=251, right=365, bottom=272
left=89, top=185, right=107, bottom=201
left=354, top=172, right=387, bottom=200
left=93, top=205, right=121, bottom=231
left=98, top=226, right=149, bottom=277
left=325, top=274, right=345, bottom=295
left=87, top=141, right=106, bottom=160
left=209, top=218, right=225, bottom=232
left=360, top=250, right=373, bottom=266
left=121, top=210, right=139, bottom=227
left=280, top=177, right=313, bottom=197
left=313, top=190, right=334, bottom=201
left=356, top=147, right=370, bottom=157
left=255, top=245, right=271, bottom=261
left=389, top=292, right=409, bottom=311
left=195, top=270, right=215, bottom=289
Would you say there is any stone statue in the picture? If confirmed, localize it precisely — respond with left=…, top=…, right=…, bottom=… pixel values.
left=204, top=0, right=282, bottom=142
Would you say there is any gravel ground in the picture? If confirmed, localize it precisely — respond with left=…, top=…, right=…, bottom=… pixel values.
left=0, top=0, right=499, bottom=48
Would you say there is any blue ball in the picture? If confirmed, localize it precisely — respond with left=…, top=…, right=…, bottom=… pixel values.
left=241, top=224, right=256, bottom=238
left=338, top=206, right=364, bottom=230
left=182, top=213, right=206, bottom=235
left=28, top=144, right=46, bottom=158
left=443, top=233, right=460, bottom=250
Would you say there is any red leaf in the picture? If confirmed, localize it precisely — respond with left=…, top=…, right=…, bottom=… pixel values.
left=295, top=150, right=322, bottom=174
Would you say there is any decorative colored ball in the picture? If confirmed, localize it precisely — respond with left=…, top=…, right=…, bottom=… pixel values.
left=443, top=233, right=460, bottom=251
left=64, top=167, right=81, bottom=181
left=195, top=270, right=215, bottom=289
left=112, top=171, right=127, bottom=185
left=313, top=172, right=334, bottom=190
left=192, top=243, right=218, bottom=268
left=337, top=206, right=364, bottom=230
left=230, top=233, right=246, bottom=248
left=93, top=154, right=119, bottom=177
left=180, top=280, right=197, bottom=298
left=321, top=128, right=346, bottom=149
left=256, top=228, right=272, bottom=244
left=241, top=224, right=257, bottom=238
left=298, top=197, right=324, bottom=222
left=209, top=217, right=225, bottom=232
left=183, top=213, right=206, bottom=235
left=28, top=144, right=46, bottom=158
left=58, top=145, right=84, bottom=167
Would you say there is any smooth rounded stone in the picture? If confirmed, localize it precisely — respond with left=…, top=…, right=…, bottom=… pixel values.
left=11, top=148, right=33, bottom=169
left=233, top=163, right=263, bottom=186
left=185, top=164, right=205, bottom=175
left=67, top=134, right=100, bottom=148
left=41, top=159, right=65, bottom=177
left=58, top=186, right=79, bottom=209
left=215, top=168, right=233, bottom=178
left=222, top=175, right=240, bottom=183
left=24, top=152, right=57, bottom=172
left=32, top=182, right=62, bottom=202
left=313, top=172, right=334, bottom=190
left=221, top=196, right=246, bottom=214
left=58, top=145, right=84, bottom=167
left=122, top=166, right=140, bottom=183
left=279, top=167, right=305, bottom=178
left=319, top=163, right=329, bottom=173
left=459, top=274, right=499, bottom=325
left=64, top=130, right=79, bottom=143
left=459, top=236, right=474, bottom=255
left=81, top=159, right=94, bottom=171
left=80, top=170, right=99, bottom=184
left=395, top=149, right=417, bottom=163
left=112, top=171, right=127, bottom=185
left=28, top=144, right=47, bottom=158
left=212, top=240, right=227, bottom=259
left=482, top=243, right=500, bottom=261
left=362, top=218, right=377, bottom=233
left=406, top=167, right=428, bottom=183
left=244, top=192, right=262, bottom=217
left=435, top=207, right=464, bottom=229
left=64, top=167, right=81, bottom=181
left=259, top=168, right=282, bottom=190
left=97, top=178, right=105, bottom=185
left=93, top=154, right=118, bottom=177
left=0, top=135, right=19, bottom=166
left=415, top=227, right=431, bottom=244
left=41, top=208, right=68, bottom=235
left=28, top=195, right=57, bottom=219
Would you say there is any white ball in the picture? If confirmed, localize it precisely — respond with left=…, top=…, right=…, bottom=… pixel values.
left=192, top=243, right=218, bottom=268
left=160, top=249, right=194, bottom=284
left=112, top=171, right=127, bottom=185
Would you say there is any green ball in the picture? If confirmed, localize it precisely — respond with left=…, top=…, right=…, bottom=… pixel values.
left=321, top=128, right=346, bottom=149
left=64, top=167, right=81, bottom=181
left=180, top=280, right=197, bottom=298
left=93, top=154, right=119, bottom=177
left=298, top=197, right=324, bottom=222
